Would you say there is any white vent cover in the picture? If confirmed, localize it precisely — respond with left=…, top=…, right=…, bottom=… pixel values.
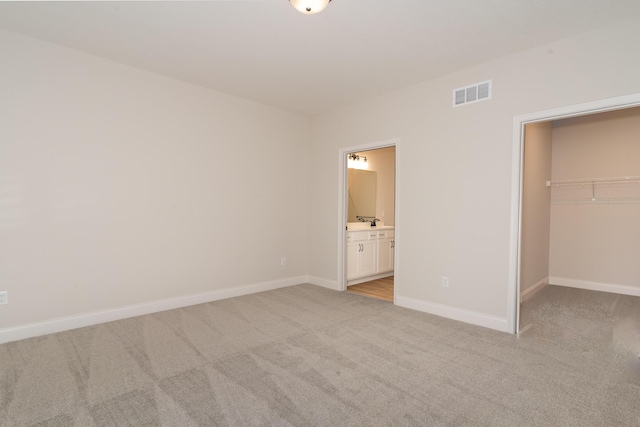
left=453, top=80, right=492, bottom=107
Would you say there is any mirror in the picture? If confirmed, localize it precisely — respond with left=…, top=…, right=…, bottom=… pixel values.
left=348, top=169, right=377, bottom=222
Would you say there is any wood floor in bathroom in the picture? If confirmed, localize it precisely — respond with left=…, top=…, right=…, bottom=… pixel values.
left=347, top=276, right=394, bottom=301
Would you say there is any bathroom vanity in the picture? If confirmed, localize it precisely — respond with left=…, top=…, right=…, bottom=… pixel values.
left=346, top=226, right=394, bottom=284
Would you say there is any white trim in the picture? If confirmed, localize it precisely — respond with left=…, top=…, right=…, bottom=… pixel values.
left=338, top=149, right=348, bottom=291
left=393, top=143, right=401, bottom=303
left=518, top=322, right=533, bottom=335
left=0, top=276, right=308, bottom=345
left=509, top=92, right=640, bottom=335
left=549, top=277, right=640, bottom=297
left=508, top=117, right=525, bottom=334
left=520, top=277, right=548, bottom=303
left=395, top=295, right=509, bottom=333
left=338, top=139, right=400, bottom=293
left=308, top=276, right=341, bottom=291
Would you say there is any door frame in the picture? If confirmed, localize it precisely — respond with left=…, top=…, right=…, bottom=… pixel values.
left=338, top=138, right=400, bottom=296
left=508, top=92, right=640, bottom=334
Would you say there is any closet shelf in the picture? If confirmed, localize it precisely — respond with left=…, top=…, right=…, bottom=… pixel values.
left=546, top=176, right=640, bottom=187
left=547, top=176, right=640, bottom=204
left=550, top=197, right=640, bottom=205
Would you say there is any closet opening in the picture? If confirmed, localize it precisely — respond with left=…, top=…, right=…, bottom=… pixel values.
left=510, top=93, right=640, bottom=334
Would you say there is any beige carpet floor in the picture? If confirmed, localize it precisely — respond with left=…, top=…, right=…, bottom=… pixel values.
left=1, top=284, right=639, bottom=426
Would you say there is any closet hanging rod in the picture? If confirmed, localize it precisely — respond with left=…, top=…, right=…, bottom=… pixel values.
left=546, top=175, right=640, bottom=188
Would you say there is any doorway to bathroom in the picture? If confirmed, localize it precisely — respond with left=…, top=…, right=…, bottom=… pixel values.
left=338, top=140, right=398, bottom=301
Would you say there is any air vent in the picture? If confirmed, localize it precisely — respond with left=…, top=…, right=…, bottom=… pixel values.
left=453, top=80, right=492, bottom=107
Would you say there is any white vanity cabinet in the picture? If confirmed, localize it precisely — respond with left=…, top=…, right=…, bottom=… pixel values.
left=346, top=230, right=378, bottom=280
left=347, top=228, right=394, bottom=282
left=377, top=230, right=395, bottom=273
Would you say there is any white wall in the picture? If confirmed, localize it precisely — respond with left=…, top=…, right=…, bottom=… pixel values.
left=520, top=122, right=552, bottom=300
left=549, top=107, right=640, bottom=292
left=0, top=30, right=310, bottom=334
left=308, top=16, right=640, bottom=331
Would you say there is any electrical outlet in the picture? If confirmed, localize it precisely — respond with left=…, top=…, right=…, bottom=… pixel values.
left=281, top=256, right=287, bottom=266
left=441, top=276, right=449, bottom=288
left=0, top=291, right=7, bottom=305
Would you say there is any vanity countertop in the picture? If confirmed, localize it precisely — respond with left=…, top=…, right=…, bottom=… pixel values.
left=347, top=224, right=395, bottom=231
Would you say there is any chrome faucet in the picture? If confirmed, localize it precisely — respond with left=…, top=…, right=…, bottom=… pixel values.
left=356, top=216, right=380, bottom=226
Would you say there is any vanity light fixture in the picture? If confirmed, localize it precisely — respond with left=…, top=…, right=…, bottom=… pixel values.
left=289, top=0, right=331, bottom=15
left=348, top=153, right=367, bottom=162
left=347, top=153, right=368, bottom=170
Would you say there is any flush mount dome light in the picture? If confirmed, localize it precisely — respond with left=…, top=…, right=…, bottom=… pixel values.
left=289, top=0, right=331, bottom=15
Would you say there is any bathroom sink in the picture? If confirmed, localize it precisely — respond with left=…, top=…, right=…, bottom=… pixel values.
left=347, top=222, right=373, bottom=230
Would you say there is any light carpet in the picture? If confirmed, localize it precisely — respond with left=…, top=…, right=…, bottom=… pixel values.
left=1, top=284, right=639, bottom=426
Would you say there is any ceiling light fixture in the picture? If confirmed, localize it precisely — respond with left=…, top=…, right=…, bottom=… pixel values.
left=289, top=0, right=331, bottom=15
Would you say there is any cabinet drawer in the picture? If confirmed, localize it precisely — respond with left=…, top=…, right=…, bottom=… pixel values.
left=377, top=230, right=395, bottom=239
left=348, top=231, right=375, bottom=241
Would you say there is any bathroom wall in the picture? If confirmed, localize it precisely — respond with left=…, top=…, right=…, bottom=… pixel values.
left=361, top=146, right=395, bottom=225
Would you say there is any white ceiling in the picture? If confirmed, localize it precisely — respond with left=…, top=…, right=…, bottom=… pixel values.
left=1, top=1, right=640, bottom=115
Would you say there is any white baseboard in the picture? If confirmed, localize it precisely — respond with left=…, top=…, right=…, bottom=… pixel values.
left=0, top=275, right=308, bottom=345
left=520, top=277, right=549, bottom=303
left=308, top=276, right=341, bottom=291
left=549, top=277, right=640, bottom=297
left=395, top=295, right=509, bottom=333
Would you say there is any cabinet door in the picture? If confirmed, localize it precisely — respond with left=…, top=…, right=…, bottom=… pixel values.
left=377, top=238, right=394, bottom=273
left=346, top=242, right=360, bottom=280
left=359, top=240, right=377, bottom=277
